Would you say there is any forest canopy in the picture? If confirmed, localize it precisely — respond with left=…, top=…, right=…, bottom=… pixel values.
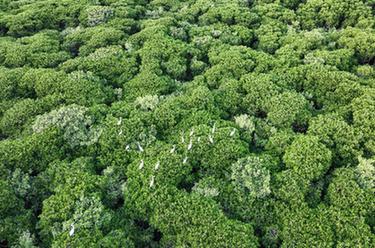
left=0, top=0, right=374, bottom=247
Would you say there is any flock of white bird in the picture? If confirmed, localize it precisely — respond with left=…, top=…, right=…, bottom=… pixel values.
left=130, top=122, right=238, bottom=190
left=69, top=120, right=238, bottom=237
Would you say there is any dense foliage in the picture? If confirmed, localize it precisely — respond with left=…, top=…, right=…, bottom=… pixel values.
left=0, top=0, right=374, bottom=247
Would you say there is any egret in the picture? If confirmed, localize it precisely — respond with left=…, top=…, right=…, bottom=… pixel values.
left=183, top=156, right=188, bottom=164
left=209, top=135, right=214, bottom=144
left=139, top=159, right=144, bottom=170
left=170, top=145, right=176, bottom=153
left=230, top=128, right=236, bottom=137
left=154, top=160, right=160, bottom=170
left=190, top=129, right=194, bottom=137
left=149, top=176, right=155, bottom=188
left=69, top=223, right=75, bottom=237
left=137, top=142, right=144, bottom=152
left=125, top=144, right=130, bottom=151
left=117, top=117, right=122, bottom=126
left=119, top=129, right=123, bottom=135
left=187, top=138, right=193, bottom=150
left=211, top=123, right=216, bottom=134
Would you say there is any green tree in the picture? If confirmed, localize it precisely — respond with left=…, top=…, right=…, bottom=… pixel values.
left=32, top=104, right=102, bottom=148
left=231, top=155, right=272, bottom=198
left=283, top=135, right=332, bottom=181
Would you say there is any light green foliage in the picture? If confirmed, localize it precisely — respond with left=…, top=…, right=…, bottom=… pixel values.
left=231, top=155, right=272, bottom=198
left=19, top=68, right=66, bottom=97
left=9, top=168, right=31, bottom=198
left=192, top=177, right=220, bottom=198
left=356, top=156, right=375, bottom=193
left=14, top=231, right=37, bottom=248
left=234, top=114, right=255, bottom=133
left=356, top=65, right=374, bottom=78
left=197, top=1, right=254, bottom=26
left=283, top=135, right=332, bottom=181
left=338, top=27, right=375, bottom=63
left=214, top=79, right=242, bottom=117
left=81, top=5, right=114, bottom=27
left=99, top=230, right=135, bottom=248
left=3, top=1, right=85, bottom=36
left=134, top=95, right=160, bottom=111
left=37, top=158, right=103, bottom=245
left=32, top=104, right=101, bottom=148
left=61, top=195, right=111, bottom=236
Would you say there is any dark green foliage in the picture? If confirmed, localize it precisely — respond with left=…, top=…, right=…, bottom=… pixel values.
left=280, top=206, right=335, bottom=248
left=1, top=0, right=374, bottom=247
left=298, top=0, right=373, bottom=29
left=308, top=113, right=360, bottom=165
left=266, top=91, right=311, bottom=128
left=0, top=97, right=59, bottom=137
left=327, top=168, right=374, bottom=216
left=352, top=89, right=375, bottom=155
left=283, top=135, right=332, bottom=181
left=123, top=71, right=176, bottom=101
left=59, top=45, right=138, bottom=87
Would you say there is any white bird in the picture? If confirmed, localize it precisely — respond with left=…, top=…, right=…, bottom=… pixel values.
left=211, top=123, right=216, bottom=134
left=183, top=156, right=188, bottom=164
left=125, top=144, right=130, bottom=151
left=149, top=176, right=155, bottom=188
left=197, top=137, right=201, bottom=142
left=187, top=138, right=193, bottom=151
left=119, top=129, right=123, bottom=135
left=137, top=142, right=144, bottom=152
left=190, top=129, right=194, bottom=137
left=208, top=135, right=214, bottom=144
left=139, top=159, right=144, bottom=170
left=154, top=160, right=160, bottom=170
left=170, top=145, right=176, bottom=153
left=117, top=117, right=122, bottom=126
left=69, top=223, right=75, bottom=237
left=230, top=128, right=236, bottom=137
